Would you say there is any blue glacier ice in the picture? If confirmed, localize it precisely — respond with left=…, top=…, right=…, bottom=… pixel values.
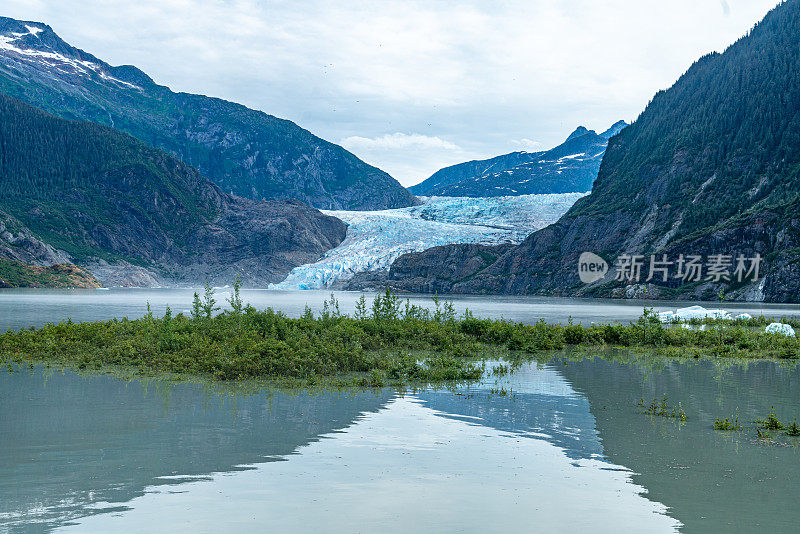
left=270, top=192, right=586, bottom=290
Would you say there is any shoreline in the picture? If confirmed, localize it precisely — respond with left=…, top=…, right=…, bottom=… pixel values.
left=1, top=290, right=797, bottom=386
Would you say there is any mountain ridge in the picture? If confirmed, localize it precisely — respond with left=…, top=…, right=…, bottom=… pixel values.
left=409, top=120, right=626, bottom=197
left=0, top=16, right=416, bottom=210
left=0, top=92, right=347, bottom=287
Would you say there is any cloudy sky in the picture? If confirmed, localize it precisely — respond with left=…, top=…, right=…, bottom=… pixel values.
left=3, top=0, right=783, bottom=186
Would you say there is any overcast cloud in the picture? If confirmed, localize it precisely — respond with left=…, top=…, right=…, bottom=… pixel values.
left=2, top=0, right=782, bottom=185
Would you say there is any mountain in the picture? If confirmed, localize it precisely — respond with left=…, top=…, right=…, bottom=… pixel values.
left=388, top=1, right=800, bottom=303
left=0, top=93, right=346, bottom=287
left=408, top=121, right=626, bottom=197
left=0, top=17, right=415, bottom=210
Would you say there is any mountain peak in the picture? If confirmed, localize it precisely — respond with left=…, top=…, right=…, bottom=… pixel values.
left=390, top=0, right=800, bottom=301
left=0, top=17, right=52, bottom=36
left=0, top=16, right=147, bottom=91
left=600, top=120, right=627, bottom=139
left=565, top=126, right=595, bottom=141
left=0, top=17, right=74, bottom=58
left=410, top=119, right=615, bottom=197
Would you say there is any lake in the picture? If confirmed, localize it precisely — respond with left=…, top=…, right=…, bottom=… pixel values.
left=1, top=290, right=800, bottom=533
left=2, top=288, right=800, bottom=332
left=3, top=355, right=800, bottom=532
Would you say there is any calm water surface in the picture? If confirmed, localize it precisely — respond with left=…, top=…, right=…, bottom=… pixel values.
left=2, top=355, right=800, bottom=533
left=1, top=288, right=800, bottom=331
left=1, top=290, right=800, bottom=532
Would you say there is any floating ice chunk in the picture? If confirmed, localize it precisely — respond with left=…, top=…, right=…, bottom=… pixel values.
left=675, top=306, right=732, bottom=321
left=765, top=323, right=796, bottom=337
left=657, top=305, right=732, bottom=322
left=656, top=311, right=677, bottom=323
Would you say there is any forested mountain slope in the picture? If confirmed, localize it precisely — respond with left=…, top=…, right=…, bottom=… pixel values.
left=389, top=0, right=800, bottom=302
left=0, top=16, right=415, bottom=210
left=0, top=93, right=346, bottom=286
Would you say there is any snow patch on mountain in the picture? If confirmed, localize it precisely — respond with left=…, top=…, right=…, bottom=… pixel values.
left=271, top=192, right=586, bottom=290
left=0, top=27, right=141, bottom=90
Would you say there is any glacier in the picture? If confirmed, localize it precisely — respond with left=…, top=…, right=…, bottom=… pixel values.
left=271, top=192, right=586, bottom=290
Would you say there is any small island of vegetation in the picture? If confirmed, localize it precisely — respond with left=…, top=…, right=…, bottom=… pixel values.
left=1, top=284, right=798, bottom=386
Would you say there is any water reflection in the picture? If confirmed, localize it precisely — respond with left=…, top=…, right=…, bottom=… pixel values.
left=417, top=364, right=603, bottom=461
left=55, top=395, right=678, bottom=533
left=558, top=355, right=800, bottom=533
left=4, top=355, right=800, bottom=533
left=0, top=369, right=393, bottom=532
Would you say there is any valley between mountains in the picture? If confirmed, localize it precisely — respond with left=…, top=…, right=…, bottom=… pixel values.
left=2, top=2, right=800, bottom=303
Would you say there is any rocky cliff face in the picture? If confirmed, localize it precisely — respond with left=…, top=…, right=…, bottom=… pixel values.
left=409, top=121, right=626, bottom=197
left=0, top=93, right=346, bottom=287
left=0, top=17, right=415, bottom=210
left=390, top=1, right=800, bottom=303
left=389, top=244, right=514, bottom=294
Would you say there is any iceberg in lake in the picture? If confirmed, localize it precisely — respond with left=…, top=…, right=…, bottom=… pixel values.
left=656, top=306, right=732, bottom=323
left=271, top=193, right=586, bottom=290
left=765, top=322, right=796, bottom=337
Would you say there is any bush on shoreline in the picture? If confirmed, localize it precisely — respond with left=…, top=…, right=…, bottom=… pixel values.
left=0, top=287, right=797, bottom=384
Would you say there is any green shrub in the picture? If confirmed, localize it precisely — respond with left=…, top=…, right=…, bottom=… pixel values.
left=1, top=289, right=797, bottom=385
